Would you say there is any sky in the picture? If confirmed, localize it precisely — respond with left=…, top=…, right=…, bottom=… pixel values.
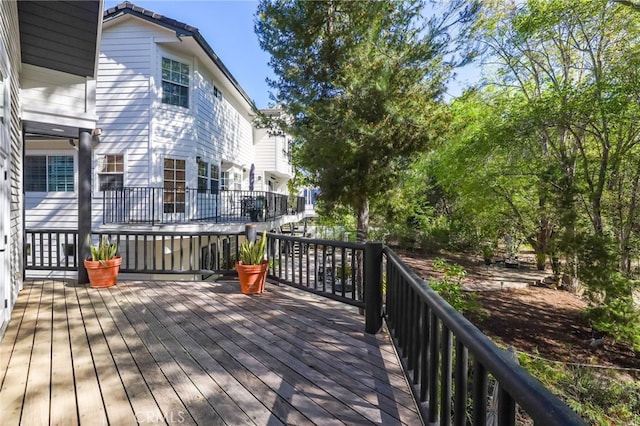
left=103, top=0, right=475, bottom=108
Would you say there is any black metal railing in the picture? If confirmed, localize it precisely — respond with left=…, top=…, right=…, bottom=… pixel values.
left=383, top=248, right=584, bottom=425
left=266, top=233, right=367, bottom=308
left=24, top=229, right=79, bottom=271
left=23, top=228, right=584, bottom=425
left=25, top=228, right=243, bottom=276
left=102, top=188, right=305, bottom=225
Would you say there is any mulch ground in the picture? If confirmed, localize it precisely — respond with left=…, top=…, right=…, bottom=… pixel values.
left=397, top=251, right=640, bottom=372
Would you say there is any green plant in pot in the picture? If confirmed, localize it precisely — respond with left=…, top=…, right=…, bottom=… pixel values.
left=236, top=230, right=268, bottom=294
left=84, top=236, right=122, bottom=288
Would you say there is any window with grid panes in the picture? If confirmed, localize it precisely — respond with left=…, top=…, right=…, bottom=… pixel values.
left=161, top=57, right=189, bottom=108
left=25, top=155, right=74, bottom=192
left=210, top=164, right=219, bottom=194
left=163, top=158, right=186, bottom=213
left=98, top=155, right=124, bottom=190
left=197, top=161, right=207, bottom=193
left=221, top=171, right=229, bottom=191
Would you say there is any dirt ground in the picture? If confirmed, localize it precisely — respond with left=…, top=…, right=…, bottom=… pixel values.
left=397, top=251, right=640, bottom=371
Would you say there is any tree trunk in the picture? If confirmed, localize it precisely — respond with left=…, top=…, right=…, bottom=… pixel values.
left=356, top=199, right=370, bottom=243
left=355, top=199, right=369, bottom=314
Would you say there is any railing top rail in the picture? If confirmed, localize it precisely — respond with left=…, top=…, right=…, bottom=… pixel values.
left=384, top=247, right=585, bottom=425
left=93, top=230, right=244, bottom=237
left=266, top=232, right=364, bottom=250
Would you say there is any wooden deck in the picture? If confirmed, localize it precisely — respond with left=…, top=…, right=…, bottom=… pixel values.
left=0, top=279, right=420, bottom=425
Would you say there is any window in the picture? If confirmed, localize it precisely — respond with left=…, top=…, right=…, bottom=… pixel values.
left=197, top=161, right=208, bottom=193
left=213, top=85, right=222, bottom=100
left=221, top=171, right=229, bottom=191
left=163, top=158, right=185, bottom=213
left=98, top=155, right=124, bottom=190
left=221, top=170, right=241, bottom=191
left=210, top=164, right=219, bottom=194
left=25, top=155, right=74, bottom=192
left=161, top=57, right=189, bottom=108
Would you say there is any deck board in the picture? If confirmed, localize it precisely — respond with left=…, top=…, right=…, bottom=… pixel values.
left=0, top=279, right=421, bottom=426
left=21, top=281, right=52, bottom=426
left=50, top=283, right=78, bottom=426
left=0, top=281, right=41, bottom=425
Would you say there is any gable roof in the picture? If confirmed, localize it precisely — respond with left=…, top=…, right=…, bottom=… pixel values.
left=18, top=1, right=103, bottom=78
left=103, top=1, right=255, bottom=108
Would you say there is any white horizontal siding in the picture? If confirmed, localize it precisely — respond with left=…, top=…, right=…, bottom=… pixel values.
left=95, top=17, right=156, bottom=213
left=255, top=135, right=276, bottom=170
left=25, top=193, right=78, bottom=229
left=21, top=64, right=92, bottom=116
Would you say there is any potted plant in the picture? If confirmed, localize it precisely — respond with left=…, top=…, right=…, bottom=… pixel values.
left=236, top=230, right=268, bottom=294
left=84, top=236, right=122, bottom=288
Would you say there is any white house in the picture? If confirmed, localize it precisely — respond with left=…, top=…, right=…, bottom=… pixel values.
left=1, top=0, right=103, bottom=337
left=253, top=108, right=295, bottom=194
left=93, top=2, right=297, bottom=230
left=19, top=2, right=306, bottom=283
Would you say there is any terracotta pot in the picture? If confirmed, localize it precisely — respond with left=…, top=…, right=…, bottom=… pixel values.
left=84, top=256, right=122, bottom=288
left=236, top=260, right=268, bottom=294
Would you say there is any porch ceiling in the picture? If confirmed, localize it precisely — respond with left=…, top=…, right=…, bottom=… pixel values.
left=23, top=121, right=80, bottom=139
left=18, top=1, right=102, bottom=78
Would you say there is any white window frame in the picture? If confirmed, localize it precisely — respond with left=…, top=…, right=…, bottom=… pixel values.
left=163, top=157, right=186, bottom=214
left=24, top=154, right=76, bottom=193
left=221, top=171, right=230, bottom=191
left=210, top=164, right=220, bottom=194
left=197, top=160, right=208, bottom=194
left=97, top=154, right=125, bottom=191
left=161, top=56, right=190, bottom=109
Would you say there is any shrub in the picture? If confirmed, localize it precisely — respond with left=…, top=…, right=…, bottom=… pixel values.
left=428, top=258, right=479, bottom=315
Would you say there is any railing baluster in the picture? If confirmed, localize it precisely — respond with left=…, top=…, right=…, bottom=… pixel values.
left=498, top=386, right=516, bottom=426
left=441, top=325, right=453, bottom=426
left=413, top=300, right=422, bottom=385
left=407, top=287, right=416, bottom=373
left=428, top=311, right=440, bottom=424
left=473, top=360, right=487, bottom=426
left=454, top=340, right=468, bottom=426
left=420, top=304, right=430, bottom=402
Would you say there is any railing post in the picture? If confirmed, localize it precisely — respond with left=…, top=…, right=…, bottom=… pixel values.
left=77, top=128, right=93, bottom=284
left=245, top=224, right=257, bottom=243
left=364, top=241, right=384, bottom=334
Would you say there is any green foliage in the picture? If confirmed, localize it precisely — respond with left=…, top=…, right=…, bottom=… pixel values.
left=428, top=259, right=479, bottom=315
left=429, top=0, right=640, bottom=349
left=256, top=0, right=478, bottom=238
left=480, top=242, right=495, bottom=260
left=88, top=236, right=117, bottom=265
left=518, top=351, right=640, bottom=425
left=239, top=231, right=267, bottom=265
left=574, top=234, right=640, bottom=350
left=336, top=264, right=352, bottom=279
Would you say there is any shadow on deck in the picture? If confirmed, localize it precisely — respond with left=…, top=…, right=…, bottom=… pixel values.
left=0, top=279, right=420, bottom=425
